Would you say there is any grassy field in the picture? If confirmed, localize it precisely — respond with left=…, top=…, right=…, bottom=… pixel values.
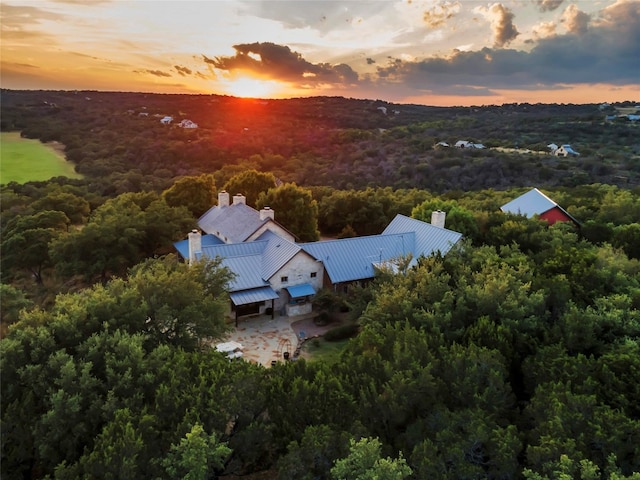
left=1, top=132, right=83, bottom=184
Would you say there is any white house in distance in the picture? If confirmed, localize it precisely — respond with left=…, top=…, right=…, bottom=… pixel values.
left=179, top=119, right=198, bottom=129
left=160, top=116, right=173, bottom=125
left=455, top=140, right=485, bottom=149
left=548, top=143, right=580, bottom=157
left=174, top=191, right=463, bottom=324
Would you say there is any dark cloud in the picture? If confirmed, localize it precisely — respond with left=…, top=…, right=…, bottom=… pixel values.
left=203, top=42, right=358, bottom=85
left=534, top=0, right=564, bottom=12
left=140, top=69, right=172, bottom=78
left=561, top=4, right=590, bottom=35
left=422, top=1, right=460, bottom=28
left=373, top=2, right=640, bottom=95
left=174, top=65, right=193, bottom=76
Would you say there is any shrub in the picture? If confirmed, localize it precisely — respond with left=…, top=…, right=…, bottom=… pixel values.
left=324, top=323, right=359, bottom=342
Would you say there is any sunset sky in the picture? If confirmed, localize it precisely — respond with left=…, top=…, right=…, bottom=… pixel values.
left=1, top=0, right=639, bottom=106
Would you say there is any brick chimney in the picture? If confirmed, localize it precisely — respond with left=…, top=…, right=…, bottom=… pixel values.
left=431, top=210, right=446, bottom=228
left=260, top=206, right=275, bottom=221
left=218, top=190, right=230, bottom=207
left=232, top=193, right=246, bottom=205
left=187, top=229, right=202, bottom=265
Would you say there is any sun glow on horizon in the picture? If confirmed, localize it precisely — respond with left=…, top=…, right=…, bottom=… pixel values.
left=221, top=76, right=288, bottom=99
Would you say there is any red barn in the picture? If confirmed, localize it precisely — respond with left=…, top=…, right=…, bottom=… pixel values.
left=501, top=188, right=580, bottom=226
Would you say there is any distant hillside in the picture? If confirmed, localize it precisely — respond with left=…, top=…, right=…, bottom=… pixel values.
left=1, top=89, right=638, bottom=194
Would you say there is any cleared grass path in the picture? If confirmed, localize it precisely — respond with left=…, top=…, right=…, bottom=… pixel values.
left=1, top=132, right=82, bottom=184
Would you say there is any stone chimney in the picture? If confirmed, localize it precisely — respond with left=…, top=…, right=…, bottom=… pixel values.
left=187, top=229, right=202, bottom=265
left=218, top=190, right=230, bottom=207
left=431, top=210, right=446, bottom=228
left=232, top=193, right=246, bottom=205
left=259, top=206, right=275, bottom=221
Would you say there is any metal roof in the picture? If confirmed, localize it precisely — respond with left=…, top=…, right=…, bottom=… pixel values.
left=192, top=232, right=302, bottom=292
left=173, top=234, right=224, bottom=259
left=198, top=203, right=268, bottom=243
left=383, top=214, right=463, bottom=257
left=257, top=230, right=302, bottom=280
left=301, top=214, right=462, bottom=284
left=220, top=254, right=269, bottom=291
left=286, top=283, right=316, bottom=298
left=301, top=233, right=416, bottom=284
left=500, top=188, right=558, bottom=217
left=229, top=286, right=279, bottom=306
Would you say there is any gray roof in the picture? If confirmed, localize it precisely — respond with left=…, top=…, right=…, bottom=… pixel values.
left=382, top=214, right=463, bottom=257
left=500, top=188, right=557, bottom=217
left=198, top=203, right=268, bottom=243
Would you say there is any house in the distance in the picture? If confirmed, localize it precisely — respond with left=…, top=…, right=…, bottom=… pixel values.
left=175, top=191, right=463, bottom=322
left=160, top=116, right=173, bottom=125
left=455, top=140, right=485, bottom=149
left=178, top=119, right=198, bottom=128
left=500, top=188, right=580, bottom=226
left=549, top=144, right=580, bottom=157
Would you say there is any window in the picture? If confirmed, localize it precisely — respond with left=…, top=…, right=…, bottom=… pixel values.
left=281, top=276, right=288, bottom=283
left=310, top=272, right=317, bottom=278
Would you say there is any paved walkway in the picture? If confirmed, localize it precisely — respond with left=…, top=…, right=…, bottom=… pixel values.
left=216, top=312, right=340, bottom=367
left=218, top=313, right=308, bottom=366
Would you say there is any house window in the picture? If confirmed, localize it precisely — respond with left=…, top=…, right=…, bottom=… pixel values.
left=281, top=276, right=288, bottom=283
left=310, top=272, right=317, bottom=278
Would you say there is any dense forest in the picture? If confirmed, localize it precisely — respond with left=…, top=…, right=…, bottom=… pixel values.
left=1, top=90, right=640, bottom=479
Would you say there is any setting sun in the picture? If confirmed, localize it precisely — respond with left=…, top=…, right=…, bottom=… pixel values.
left=222, top=76, right=285, bottom=99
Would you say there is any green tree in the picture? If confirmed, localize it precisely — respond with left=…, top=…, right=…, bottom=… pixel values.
left=330, top=437, right=412, bottom=480
left=1, top=210, right=70, bottom=282
left=128, top=255, right=233, bottom=350
left=0, top=284, right=33, bottom=331
left=162, top=423, right=231, bottom=480
left=31, top=190, right=91, bottom=224
left=50, top=192, right=193, bottom=281
left=257, top=183, right=320, bottom=241
left=162, top=173, right=217, bottom=218
left=222, top=169, right=277, bottom=208
left=277, top=425, right=350, bottom=480
left=412, top=198, right=479, bottom=240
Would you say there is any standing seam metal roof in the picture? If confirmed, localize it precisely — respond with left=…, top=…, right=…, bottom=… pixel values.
left=500, top=188, right=558, bottom=217
left=300, top=232, right=416, bottom=284
left=382, top=214, right=463, bottom=257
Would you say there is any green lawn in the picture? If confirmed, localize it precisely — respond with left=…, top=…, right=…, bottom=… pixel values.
left=1, top=132, right=83, bottom=184
left=300, top=337, right=350, bottom=364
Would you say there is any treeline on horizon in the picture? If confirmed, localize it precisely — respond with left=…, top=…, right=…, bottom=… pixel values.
left=1, top=89, right=639, bottom=196
left=1, top=89, right=640, bottom=480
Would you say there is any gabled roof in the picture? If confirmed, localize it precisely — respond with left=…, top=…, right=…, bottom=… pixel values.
left=300, top=233, right=415, bottom=284
left=198, top=203, right=270, bottom=243
left=383, top=214, right=463, bottom=256
left=500, top=188, right=579, bottom=224
left=500, top=188, right=558, bottom=217
left=301, top=214, right=462, bottom=284
left=255, top=230, right=303, bottom=280
left=194, top=231, right=302, bottom=292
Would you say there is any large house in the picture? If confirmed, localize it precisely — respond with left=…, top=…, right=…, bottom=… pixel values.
left=175, top=191, right=463, bottom=322
left=500, top=188, right=580, bottom=226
